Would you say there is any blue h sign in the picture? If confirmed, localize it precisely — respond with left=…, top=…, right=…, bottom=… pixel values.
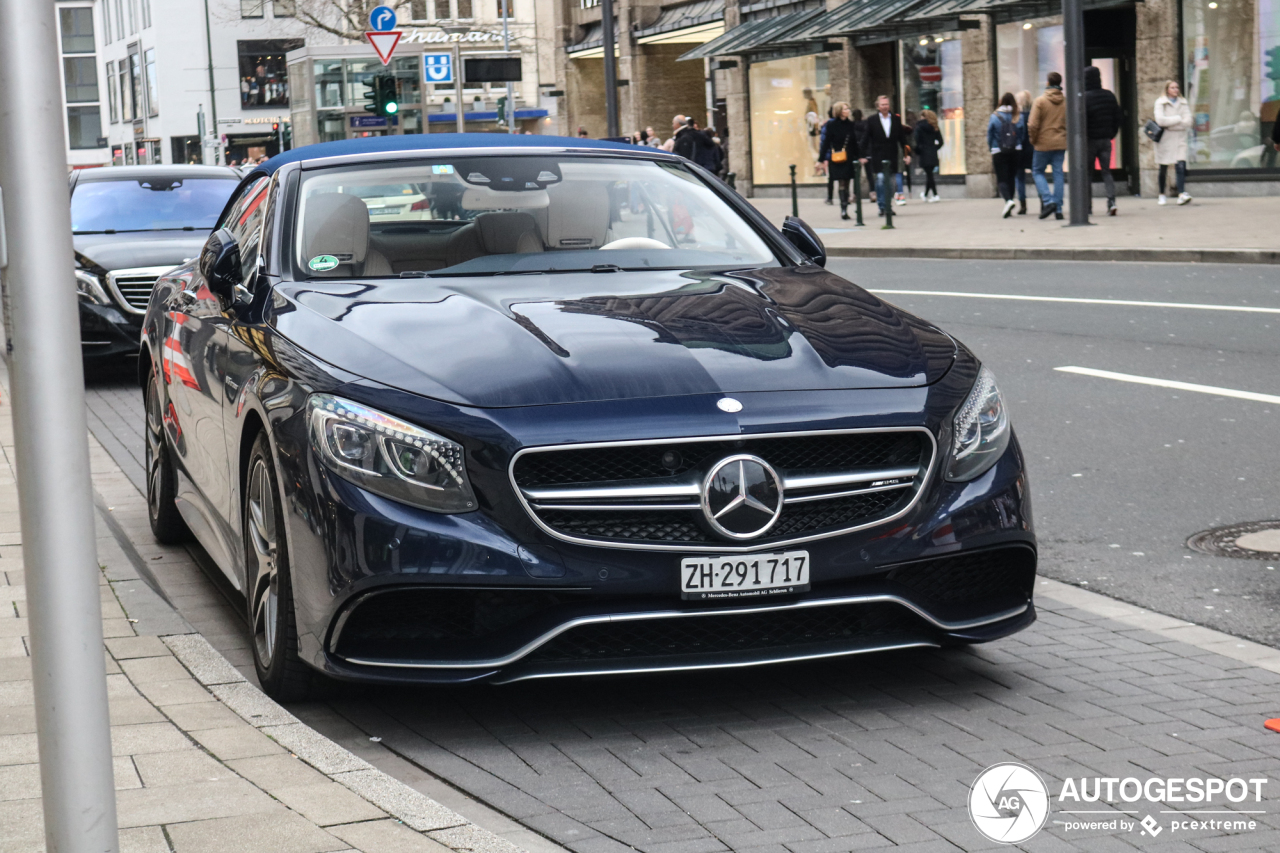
left=424, top=53, right=453, bottom=85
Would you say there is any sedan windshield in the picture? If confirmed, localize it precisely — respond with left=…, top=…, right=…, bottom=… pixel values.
left=295, top=156, right=776, bottom=278
left=71, top=177, right=239, bottom=233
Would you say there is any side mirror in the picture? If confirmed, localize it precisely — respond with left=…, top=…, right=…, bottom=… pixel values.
left=198, top=228, right=241, bottom=302
left=781, top=216, right=826, bottom=268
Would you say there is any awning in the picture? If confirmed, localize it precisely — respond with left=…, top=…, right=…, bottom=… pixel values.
left=567, top=21, right=621, bottom=58
left=677, top=7, right=825, bottom=61
left=636, top=0, right=725, bottom=44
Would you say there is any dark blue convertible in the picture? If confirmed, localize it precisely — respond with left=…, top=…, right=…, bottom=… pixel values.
left=140, top=134, right=1035, bottom=700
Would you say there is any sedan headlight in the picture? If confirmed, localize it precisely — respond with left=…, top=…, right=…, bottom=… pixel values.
left=75, top=270, right=111, bottom=305
left=307, top=394, right=476, bottom=513
left=946, top=366, right=1011, bottom=482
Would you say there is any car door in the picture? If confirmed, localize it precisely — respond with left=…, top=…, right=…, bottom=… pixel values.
left=167, top=176, right=269, bottom=585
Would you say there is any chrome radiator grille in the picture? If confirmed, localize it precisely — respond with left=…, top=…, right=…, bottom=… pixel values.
left=106, top=266, right=174, bottom=314
left=511, top=429, right=935, bottom=551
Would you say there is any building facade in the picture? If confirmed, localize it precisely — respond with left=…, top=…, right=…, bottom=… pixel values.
left=657, top=0, right=1279, bottom=196
left=56, top=0, right=333, bottom=169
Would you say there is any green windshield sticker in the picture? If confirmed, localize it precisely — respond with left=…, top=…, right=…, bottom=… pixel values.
left=308, top=255, right=340, bottom=272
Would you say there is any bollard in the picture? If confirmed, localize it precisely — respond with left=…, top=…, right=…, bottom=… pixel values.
left=853, top=165, right=864, bottom=226
left=726, top=171, right=736, bottom=191
left=881, top=159, right=895, bottom=229
left=789, top=164, right=799, bottom=218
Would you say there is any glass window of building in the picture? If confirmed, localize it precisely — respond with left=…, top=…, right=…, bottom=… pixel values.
left=64, top=57, right=100, bottom=103
left=457, top=0, right=474, bottom=18
left=239, top=39, right=303, bottom=108
left=118, top=61, right=133, bottom=120
left=103, top=1, right=112, bottom=44
left=106, top=61, right=118, bottom=122
left=314, top=59, right=344, bottom=107
left=274, top=0, right=296, bottom=15
left=997, top=18, right=1064, bottom=97
left=241, top=0, right=265, bottom=17
left=67, top=106, right=103, bottom=150
left=410, top=0, right=428, bottom=20
left=1183, top=0, right=1280, bottom=169
left=129, top=52, right=144, bottom=120
left=144, top=48, right=159, bottom=115
left=127, top=0, right=137, bottom=33
left=748, top=54, right=830, bottom=185
left=318, top=111, right=346, bottom=142
left=59, top=8, right=96, bottom=53
left=435, top=0, right=451, bottom=19
left=901, top=34, right=966, bottom=174
left=497, top=0, right=513, bottom=16
left=141, top=0, right=151, bottom=28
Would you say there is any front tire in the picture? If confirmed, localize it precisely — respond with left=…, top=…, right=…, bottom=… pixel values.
left=245, top=432, right=313, bottom=701
left=145, top=371, right=190, bottom=544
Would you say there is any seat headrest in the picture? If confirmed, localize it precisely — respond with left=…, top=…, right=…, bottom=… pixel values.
left=545, top=183, right=610, bottom=249
left=302, top=193, right=370, bottom=266
left=476, top=212, right=542, bottom=254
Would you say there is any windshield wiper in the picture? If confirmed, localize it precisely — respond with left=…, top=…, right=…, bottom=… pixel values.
left=72, top=227, right=201, bottom=234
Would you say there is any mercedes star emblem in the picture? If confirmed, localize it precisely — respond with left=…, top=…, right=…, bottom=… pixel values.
left=701, top=454, right=784, bottom=540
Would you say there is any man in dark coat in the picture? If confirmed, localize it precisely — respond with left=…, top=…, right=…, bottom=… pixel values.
left=672, top=118, right=705, bottom=163
left=1084, top=65, right=1124, bottom=215
left=864, top=95, right=912, bottom=214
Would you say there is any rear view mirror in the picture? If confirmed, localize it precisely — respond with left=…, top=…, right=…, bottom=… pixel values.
left=199, top=228, right=241, bottom=302
left=782, top=216, right=826, bottom=268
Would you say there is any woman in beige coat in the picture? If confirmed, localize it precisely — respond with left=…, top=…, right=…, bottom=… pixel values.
left=1154, top=80, right=1193, bottom=206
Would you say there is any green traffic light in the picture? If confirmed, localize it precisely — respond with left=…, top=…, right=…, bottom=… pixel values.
left=386, top=102, right=398, bottom=115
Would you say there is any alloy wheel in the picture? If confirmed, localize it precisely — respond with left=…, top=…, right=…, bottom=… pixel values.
left=145, top=378, right=164, bottom=522
left=247, top=457, right=279, bottom=667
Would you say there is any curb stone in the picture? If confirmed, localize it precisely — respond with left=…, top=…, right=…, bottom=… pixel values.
left=825, top=246, right=1280, bottom=264
left=164, top=634, right=525, bottom=853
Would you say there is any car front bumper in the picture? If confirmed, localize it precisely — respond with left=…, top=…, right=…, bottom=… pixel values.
left=80, top=300, right=141, bottom=358
left=274, top=387, right=1036, bottom=685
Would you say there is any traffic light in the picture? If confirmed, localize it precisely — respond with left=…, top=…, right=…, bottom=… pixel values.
left=1267, top=46, right=1280, bottom=81
left=364, top=75, right=399, bottom=118
left=496, top=96, right=507, bottom=128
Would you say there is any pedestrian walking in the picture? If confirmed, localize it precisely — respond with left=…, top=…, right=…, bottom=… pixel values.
left=696, top=126, right=724, bottom=175
left=643, top=127, right=663, bottom=148
left=817, top=108, right=835, bottom=205
left=988, top=93, right=1021, bottom=218
left=1029, top=71, right=1067, bottom=220
left=672, top=116, right=705, bottom=162
left=576, top=126, right=590, bottom=138
left=1084, top=65, right=1124, bottom=215
left=662, top=115, right=684, bottom=152
left=823, top=102, right=866, bottom=221
left=1153, top=81, right=1193, bottom=206
left=913, top=109, right=943, bottom=202
left=865, top=95, right=912, bottom=214
left=1013, top=91, right=1033, bottom=214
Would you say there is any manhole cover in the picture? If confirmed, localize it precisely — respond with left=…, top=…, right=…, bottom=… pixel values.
left=1187, top=520, right=1280, bottom=560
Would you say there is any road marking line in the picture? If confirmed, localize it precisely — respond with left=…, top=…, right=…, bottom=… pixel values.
left=869, top=289, right=1280, bottom=315
left=1055, top=366, right=1280, bottom=404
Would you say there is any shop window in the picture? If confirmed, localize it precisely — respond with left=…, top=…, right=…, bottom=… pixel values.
left=997, top=18, right=1064, bottom=98
left=59, top=8, right=96, bottom=53
left=172, top=135, right=201, bottom=164
left=144, top=48, right=159, bottom=116
left=239, top=39, right=304, bottom=108
left=64, top=57, right=99, bottom=103
left=901, top=35, right=966, bottom=174
left=106, top=61, right=118, bottom=122
left=241, top=0, right=265, bottom=17
left=748, top=54, right=830, bottom=185
left=67, top=106, right=103, bottom=150
left=1183, top=0, right=1280, bottom=169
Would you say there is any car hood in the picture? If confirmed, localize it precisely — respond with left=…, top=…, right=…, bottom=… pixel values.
left=272, top=267, right=957, bottom=408
left=74, top=231, right=210, bottom=273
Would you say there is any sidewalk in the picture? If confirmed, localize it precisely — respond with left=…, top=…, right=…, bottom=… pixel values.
left=0, top=386, right=536, bottom=853
left=749, top=194, right=1280, bottom=263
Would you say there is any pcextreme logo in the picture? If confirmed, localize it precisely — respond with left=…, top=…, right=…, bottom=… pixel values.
left=968, top=763, right=1269, bottom=844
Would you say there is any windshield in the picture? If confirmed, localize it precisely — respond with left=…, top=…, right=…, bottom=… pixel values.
left=294, top=156, right=777, bottom=278
left=71, top=177, right=239, bottom=233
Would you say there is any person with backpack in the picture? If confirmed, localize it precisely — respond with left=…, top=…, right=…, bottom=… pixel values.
left=1014, top=90, right=1034, bottom=214
left=988, top=92, right=1022, bottom=218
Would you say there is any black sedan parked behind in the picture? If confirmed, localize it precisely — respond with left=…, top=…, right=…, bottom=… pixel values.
left=140, top=135, right=1035, bottom=701
left=72, top=164, right=239, bottom=358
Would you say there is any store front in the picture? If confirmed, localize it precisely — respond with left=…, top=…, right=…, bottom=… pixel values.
left=901, top=33, right=966, bottom=174
left=748, top=54, right=830, bottom=185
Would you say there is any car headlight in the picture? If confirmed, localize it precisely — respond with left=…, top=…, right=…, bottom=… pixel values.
left=75, top=270, right=111, bottom=305
left=307, top=393, right=477, bottom=513
left=946, top=366, right=1011, bottom=482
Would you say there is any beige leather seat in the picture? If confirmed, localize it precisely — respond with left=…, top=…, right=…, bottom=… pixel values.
left=444, top=211, right=544, bottom=268
left=301, top=193, right=392, bottom=277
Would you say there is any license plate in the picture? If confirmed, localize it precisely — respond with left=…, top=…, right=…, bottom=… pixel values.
left=680, top=551, right=810, bottom=601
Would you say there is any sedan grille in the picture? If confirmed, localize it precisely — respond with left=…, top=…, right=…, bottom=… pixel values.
left=107, top=266, right=173, bottom=314
left=512, top=429, right=933, bottom=549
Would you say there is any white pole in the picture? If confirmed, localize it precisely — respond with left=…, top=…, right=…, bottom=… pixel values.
left=455, top=42, right=464, bottom=133
left=503, top=0, right=514, bottom=133
left=0, top=2, right=121, bottom=853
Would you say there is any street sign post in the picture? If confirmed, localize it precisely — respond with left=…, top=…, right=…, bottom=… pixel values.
left=365, top=5, right=402, bottom=65
left=0, top=2, right=121, bottom=852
